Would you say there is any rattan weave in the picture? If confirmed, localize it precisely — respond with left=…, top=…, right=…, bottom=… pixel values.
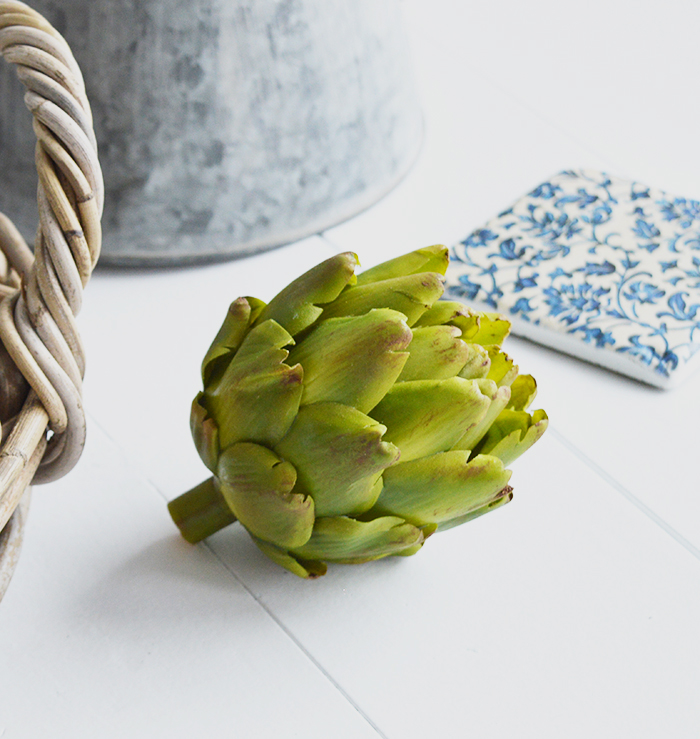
left=0, top=1, right=101, bottom=600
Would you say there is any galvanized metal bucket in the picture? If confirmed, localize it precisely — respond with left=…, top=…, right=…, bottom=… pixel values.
left=0, top=0, right=422, bottom=265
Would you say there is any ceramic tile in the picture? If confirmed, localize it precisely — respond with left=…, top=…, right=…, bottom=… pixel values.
left=205, top=432, right=700, bottom=739
left=445, top=169, right=700, bottom=388
left=0, top=421, right=379, bottom=739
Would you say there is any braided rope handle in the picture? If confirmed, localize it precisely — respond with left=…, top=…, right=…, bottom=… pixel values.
left=0, top=1, right=102, bottom=538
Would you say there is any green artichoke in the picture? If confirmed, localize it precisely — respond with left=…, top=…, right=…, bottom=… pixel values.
left=168, top=245, right=547, bottom=578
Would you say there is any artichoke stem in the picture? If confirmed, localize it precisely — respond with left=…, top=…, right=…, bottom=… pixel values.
left=168, top=477, right=237, bottom=543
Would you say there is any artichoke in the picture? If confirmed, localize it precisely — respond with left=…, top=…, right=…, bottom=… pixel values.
left=168, top=245, right=547, bottom=578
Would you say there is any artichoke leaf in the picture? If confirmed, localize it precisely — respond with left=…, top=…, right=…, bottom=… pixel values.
left=397, top=324, right=473, bottom=381
left=414, top=300, right=481, bottom=340
left=451, top=379, right=510, bottom=451
left=507, top=374, right=538, bottom=411
left=437, top=485, right=513, bottom=532
left=253, top=252, right=359, bottom=337
left=371, top=376, right=492, bottom=462
left=474, top=409, right=549, bottom=466
left=190, top=392, right=219, bottom=472
left=201, top=296, right=266, bottom=386
left=217, top=442, right=314, bottom=549
left=252, top=537, right=327, bottom=579
left=391, top=522, right=438, bottom=557
left=457, top=343, right=491, bottom=380
left=371, top=451, right=512, bottom=528
left=291, top=515, right=424, bottom=564
left=204, top=319, right=303, bottom=449
left=319, top=272, right=445, bottom=326
left=356, top=245, right=448, bottom=285
left=415, top=305, right=510, bottom=346
left=288, top=308, right=411, bottom=413
left=274, top=402, right=399, bottom=517
left=486, top=347, right=519, bottom=387
left=468, top=312, right=511, bottom=347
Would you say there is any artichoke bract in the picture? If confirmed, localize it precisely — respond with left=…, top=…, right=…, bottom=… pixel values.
left=168, top=246, right=547, bottom=578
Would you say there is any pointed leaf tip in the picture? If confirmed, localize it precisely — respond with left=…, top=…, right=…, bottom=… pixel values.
left=202, top=296, right=266, bottom=386
left=372, top=451, right=512, bottom=528
left=356, top=245, right=449, bottom=284
left=291, top=515, right=424, bottom=564
left=274, top=402, right=399, bottom=517
left=254, top=252, right=359, bottom=336
left=398, top=324, right=473, bottom=381
left=372, top=376, right=493, bottom=461
left=204, top=320, right=303, bottom=449
left=507, top=374, right=538, bottom=411
left=190, top=392, right=219, bottom=472
left=252, top=537, right=328, bottom=578
left=475, top=408, right=548, bottom=465
left=320, top=271, right=445, bottom=326
left=288, top=308, right=412, bottom=413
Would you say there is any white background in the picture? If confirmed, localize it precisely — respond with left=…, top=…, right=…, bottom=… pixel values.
left=2, top=1, right=699, bottom=736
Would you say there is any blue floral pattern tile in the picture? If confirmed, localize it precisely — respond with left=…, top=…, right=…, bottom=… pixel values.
left=445, top=169, right=700, bottom=388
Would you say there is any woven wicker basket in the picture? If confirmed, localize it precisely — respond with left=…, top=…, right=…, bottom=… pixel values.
left=0, top=1, right=101, bottom=601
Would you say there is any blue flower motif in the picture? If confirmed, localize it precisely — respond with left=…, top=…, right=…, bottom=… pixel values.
left=659, top=198, right=700, bottom=228
left=549, top=267, right=572, bottom=280
left=521, top=206, right=574, bottom=244
left=555, top=188, right=598, bottom=209
left=581, top=261, right=615, bottom=276
left=582, top=204, right=612, bottom=225
left=632, top=218, right=661, bottom=241
left=667, top=235, right=682, bottom=253
left=657, top=351, right=679, bottom=376
left=456, top=274, right=481, bottom=300
left=631, top=186, right=650, bottom=200
left=660, top=260, right=678, bottom=272
left=543, top=283, right=607, bottom=325
left=511, top=298, right=535, bottom=319
left=623, top=281, right=665, bottom=304
left=563, top=219, right=583, bottom=239
left=683, top=257, right=700, bottom=286
left=659, top=201, right=676, bottom=221
left=657, top=292, right=700, bottom=321
left=462, top=229, right=498, bottom=248
left=514, top=273, right=538, bottom=292
left=606, top=308, right=625, bottom=319
left=497, top=238, right=527, bottom=260
left=572, top=326, right=615, bottom=348
left=618, top=336, right=657, bottom=366
left=529, top=182, right=560, bottom=199
left=620, top=255, right=641, bottom=270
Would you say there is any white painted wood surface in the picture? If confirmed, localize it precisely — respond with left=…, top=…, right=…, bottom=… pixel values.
left=1, top=1, right=699, bottom=736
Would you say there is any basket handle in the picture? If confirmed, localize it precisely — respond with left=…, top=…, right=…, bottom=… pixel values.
left=0, top=0, right=102, bottom=493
